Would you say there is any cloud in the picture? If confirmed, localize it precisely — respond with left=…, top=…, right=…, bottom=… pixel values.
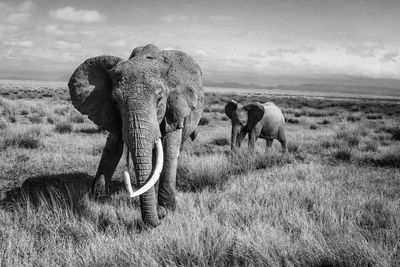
left=0, top=1, right=33, bottom=25
left=55, top=40, right=81, bottom=50
left=381, top=51, right=400, bottom=63
left=49, top=7, right=103, bottom=23
left=343, top=41, right=383, bottom=58
left=159, top=15, right=191, bottom=22
left=2, top=40, right=33, bottom=48
left=42, top=24, right=76, bottom=36
left=248, top=46, right=316, bottom=58
left=109, top=40, right=127, bottom=48
left=266, top=46, right=316, bottom=57
left=5, top=13, right=31, bottom=24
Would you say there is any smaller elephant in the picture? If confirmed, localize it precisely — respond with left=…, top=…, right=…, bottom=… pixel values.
left=225, top=100, right=287, bottom=154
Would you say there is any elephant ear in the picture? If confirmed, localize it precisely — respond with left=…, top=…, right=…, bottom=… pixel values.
left=68, top=56, right=123, bottom=132
left=243, top=103, right=265, bottom=129
left=129, top=44, right=161, bottom=59
left=225, top=100, right=238, bottom=119
left=159, top=50, right=203, bottom=134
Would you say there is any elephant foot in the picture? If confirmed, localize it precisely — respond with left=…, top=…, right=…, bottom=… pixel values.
left=91, top=175, right=108, bottom=199
left=157, top=205, right=168, bottom=220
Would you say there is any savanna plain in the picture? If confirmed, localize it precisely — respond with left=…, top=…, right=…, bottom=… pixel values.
left=0, top=80, right=399, bottom=266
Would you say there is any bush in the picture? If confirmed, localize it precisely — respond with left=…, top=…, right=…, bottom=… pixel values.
left=2, top=127, right=43, bottom=149
left=54, top=122, right=73, bottom=134
left=310, top=124, right=317, bottom=130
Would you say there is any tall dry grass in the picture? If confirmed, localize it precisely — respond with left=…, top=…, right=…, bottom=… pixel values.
left=0, top=88, right=399, bottom=266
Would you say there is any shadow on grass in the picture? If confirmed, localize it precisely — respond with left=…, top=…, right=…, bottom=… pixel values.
left=0, top=172, right=92, bottom=211
left=0, top=172, right=127, bottom=212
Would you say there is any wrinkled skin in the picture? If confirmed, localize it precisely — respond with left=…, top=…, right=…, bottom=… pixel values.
left=225, top=100, right=286, bottom=154
left=68, top=44, right=204, bottom=227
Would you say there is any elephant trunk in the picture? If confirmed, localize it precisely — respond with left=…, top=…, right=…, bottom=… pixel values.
left=123, top=115, right=162, bottom=227
left=231, top=126, right=244, bottom=151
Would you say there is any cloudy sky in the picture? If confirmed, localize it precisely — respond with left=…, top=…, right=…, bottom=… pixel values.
left=1, top=0, right=400, bottom=85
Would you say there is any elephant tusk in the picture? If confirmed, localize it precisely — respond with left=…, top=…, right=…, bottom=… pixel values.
left=124, top=138, right=164, bottom=198
left=123, top=144, right=135, bottom=196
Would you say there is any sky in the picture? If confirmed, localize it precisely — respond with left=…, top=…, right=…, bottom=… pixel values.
left=1, top=0, right=400, bottom=85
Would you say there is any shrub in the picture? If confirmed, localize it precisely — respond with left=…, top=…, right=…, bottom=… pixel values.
left=2, top=127, right=43, bottom=149
left=310, top=124, right=317, bottom=130
left=54, top=122, right=73, bottom=134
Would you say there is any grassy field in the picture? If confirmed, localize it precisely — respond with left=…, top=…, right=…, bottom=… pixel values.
left=0, top=81, right=400, bottom=266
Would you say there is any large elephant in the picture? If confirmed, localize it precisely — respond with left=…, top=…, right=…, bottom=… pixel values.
left=225, top=100, right=286, bottom=154
left=68, top=44, right=203, bottom=227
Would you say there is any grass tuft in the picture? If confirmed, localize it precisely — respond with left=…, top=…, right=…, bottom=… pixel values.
left=2, top=126, right=43, bottom=149
left=54, top=122, right=73, bottom=134
left=333, top=148, right=352, bottom=162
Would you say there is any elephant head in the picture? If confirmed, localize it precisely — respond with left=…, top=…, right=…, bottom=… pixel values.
left=225, top=100, right=265, bottom=150
left=68, top=44, right=203, bottom=226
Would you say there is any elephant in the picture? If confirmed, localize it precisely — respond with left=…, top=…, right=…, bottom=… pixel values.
left=225, top=100, right=286, bottom=154
left=68, top=44, right=204, bottom=227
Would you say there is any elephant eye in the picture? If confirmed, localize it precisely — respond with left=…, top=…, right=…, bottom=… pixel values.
left=156, top=95, right=163, bottom=106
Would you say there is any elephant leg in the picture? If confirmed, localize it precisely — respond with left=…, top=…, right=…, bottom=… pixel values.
left=278, top=127, right=287, bottom=156
left=248, top=129, right=257, bottom=152
left=265, top=139, right=273, bottom=153
left=158, top=129, right=182, bottom=212
left=92, top=131, right=123, bottom=195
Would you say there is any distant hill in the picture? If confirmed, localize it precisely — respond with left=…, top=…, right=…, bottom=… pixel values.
left=203, top=81, right=273, bottom=90
left=203, top=80, right=400, bottom=97
left=276, top=84, right=400, bottom=97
